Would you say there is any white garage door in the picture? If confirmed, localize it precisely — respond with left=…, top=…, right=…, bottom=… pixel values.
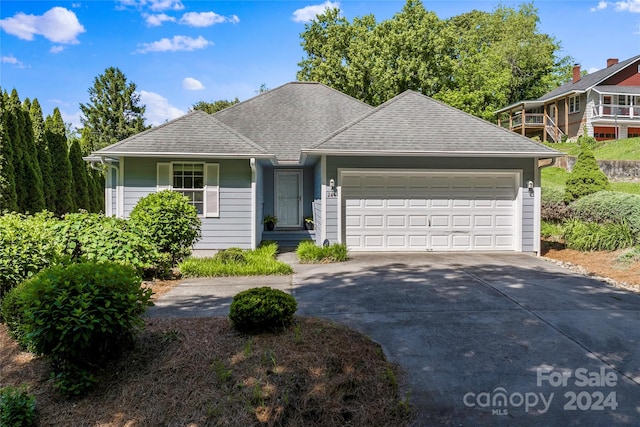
left=341, top=170, right=520, bottom=251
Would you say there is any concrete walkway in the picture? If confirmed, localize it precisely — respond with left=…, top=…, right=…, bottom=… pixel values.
left=149, top=252, right=640, bottom=426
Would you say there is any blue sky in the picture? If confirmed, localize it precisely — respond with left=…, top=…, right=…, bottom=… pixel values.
left=1, top=0, right=639, bottom=129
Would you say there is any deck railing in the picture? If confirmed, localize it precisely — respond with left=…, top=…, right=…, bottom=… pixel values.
left=509, top=113, right=545, bottom=127
left=592, top=104, right=638, bottom=119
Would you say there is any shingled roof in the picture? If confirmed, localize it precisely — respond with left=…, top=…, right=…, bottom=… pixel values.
left=213, top=82, right=373, bottom=162
left=308, top=90, right=562, bottom=157
left=537, top=55, right=640, bottom=101
left=93, top=110, right=269, bottom=158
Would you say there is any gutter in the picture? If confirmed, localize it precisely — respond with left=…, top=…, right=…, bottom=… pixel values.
left=538, top=157, right=556, bottom=169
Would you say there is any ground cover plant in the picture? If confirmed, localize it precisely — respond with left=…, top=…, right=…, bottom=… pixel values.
left=296, top=240, right=349, bottom=263
left=178, top=243, right=293, bottom=277
left=0, top=317, right=412, bottom=426
left=0, top=385, right=37, bottom=427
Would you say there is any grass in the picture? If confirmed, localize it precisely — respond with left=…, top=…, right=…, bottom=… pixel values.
left=1, top=317, right=413, bottom=426
left=541, top=167, right=569, bottom=191
left=178, top=243, right=293, bottom=277
left=296, top=240, right=349, bottom=263
left=546, top=137, right=640, bottom=160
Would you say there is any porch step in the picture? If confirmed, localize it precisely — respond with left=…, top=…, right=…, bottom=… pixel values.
left=262, top=230, right=315, bottom=248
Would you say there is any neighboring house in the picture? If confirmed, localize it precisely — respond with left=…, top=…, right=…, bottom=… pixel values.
left=496, top=55, right=640, bottom=142
left=87, top=82, right=561, bottom=254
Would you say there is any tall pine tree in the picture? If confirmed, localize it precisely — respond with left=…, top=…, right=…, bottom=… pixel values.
left=69, top=139, right=91, bottom=210
left=29, top=98, right=55, bottom=211
left=45, top=108, right=75, bottom=215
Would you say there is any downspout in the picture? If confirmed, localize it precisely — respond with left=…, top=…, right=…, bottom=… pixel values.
left=250, top=158, right=257, bottom=250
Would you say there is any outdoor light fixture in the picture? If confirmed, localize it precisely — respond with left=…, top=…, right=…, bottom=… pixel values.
left=527, top=180, right=534, bottom=196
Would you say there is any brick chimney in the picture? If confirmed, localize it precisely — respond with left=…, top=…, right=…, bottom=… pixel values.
left=573, top=64, right=581, bottom=83
left=607, top=58, right=619, bottom=67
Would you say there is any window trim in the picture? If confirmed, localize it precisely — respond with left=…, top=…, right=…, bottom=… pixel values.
left=157, top=162, right=220, bottom=218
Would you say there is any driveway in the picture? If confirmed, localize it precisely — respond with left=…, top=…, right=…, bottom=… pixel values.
left=149, top=253, right=640, bottom=426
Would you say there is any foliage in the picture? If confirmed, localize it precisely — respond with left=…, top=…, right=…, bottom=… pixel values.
left=129, top=190, right=201, bottom=267
left=296, top=241, right=349, bottom=263
left=45, top=109, right=75, bottom=215
left=191, top=98, right=239, bottom=114
left=298, top=0, right=571, bottom=119
left=562, top=219, right=635, bottom=251
left=564, top=146, right=610, bottom=203
left=576, top=130, right=599, bottom=150
left=29, top=99, right=55, bottom=211
left=68, top=140, right=91, bottom=210
left=79, top=67, right=148, bottom=151
left=54, top=212, right=159, bottom=272
left=179, top=243, right=293, bottom=277
left=262, top=215, right=277, bottom=224
left=0, top=212, right=60, bottom=301
left=229, top=287, right=297, bottom=333
left=7, top=262, right=152, bottom=396
left=541, top=187, right=571, bottom=222
left=618, top=247, right=640, bottom=264
left=540, top=220, right=563, bottom=239
left=0, top=385, right=37, bottom=427
left=570, top=191, right=640, bottom=238
left=592, top=136, right=640, bottom=160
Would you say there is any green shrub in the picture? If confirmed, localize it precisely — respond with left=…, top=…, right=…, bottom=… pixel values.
left=571, top=191, right=640, bottom=239
left=229, top=287, right=297, bottom=333
left=564, top=146, right=610, bottom=203
left=0, top=212, right=61, bottom=301
left=540, top=221, right=563, bottom=239
left=296, top=241, right=349, bottom=263
left=0, top=385, right=37, bottom=427
left=129, top=190, right=201, bottom=267
left=563, top=219, right=635, bottom=251
left=541, top=187, right=571, bottom=222
left=214, top=247, right=247, bottom=264
left=9, top=262, right=153, bottom=396
left=54, top=212, right=159, bottom=273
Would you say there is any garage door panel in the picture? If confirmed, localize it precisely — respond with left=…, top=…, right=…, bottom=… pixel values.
left=343, top=171, right=517, bottom=251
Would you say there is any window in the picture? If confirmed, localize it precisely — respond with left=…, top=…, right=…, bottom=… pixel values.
left=568, top=95, right=580, bottom=113
left=157, top=162, right=219, bottom=217
left=173, top=163, right=204, bottom=214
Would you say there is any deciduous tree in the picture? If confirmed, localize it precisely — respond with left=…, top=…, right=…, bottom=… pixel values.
left=191, top=98, right=239, bottom=114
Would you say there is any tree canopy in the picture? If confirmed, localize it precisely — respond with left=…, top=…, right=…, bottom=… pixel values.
left=191, top=98, right=240, bottom=114
left=79, top=67, right=148, bottom=151
left=298, top=0, right=572, bottom=120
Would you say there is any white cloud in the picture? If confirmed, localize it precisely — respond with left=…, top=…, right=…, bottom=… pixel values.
left=292, top=1, right=340, bottom=23
left=0, top=7, right=85, bottom=44
left=615, top=0, right=640, bottom=12
left=117, top=0, right=184, bottom=12
left=50, top=45, right=65, bottom=54
left=136, top=35, right=212, bottom=53
left=590, top=1, right=609, bottom=11
left=138, top=90, right=185, bottom=126
left=60, top=109, right=83, bottom=132
left=179, top=11, right=239, bottom=27
left=182, top=77, right=205, bottom=90
left=144, top=13, right=175, bottom=26
left=1, top=54, right=27, bottom=68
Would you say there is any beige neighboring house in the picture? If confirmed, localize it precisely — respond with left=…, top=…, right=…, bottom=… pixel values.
left=497, top=55, right=640, bottom=142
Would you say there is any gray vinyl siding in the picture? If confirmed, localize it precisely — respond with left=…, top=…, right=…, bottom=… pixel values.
left=255, top=161, right=265, bottom=248
left=122, top=157, right=253, bottom=250
left=325, top=156, right=538, bottom=252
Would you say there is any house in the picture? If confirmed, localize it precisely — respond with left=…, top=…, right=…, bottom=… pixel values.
left=87, top=82, right=562, bottom=254
left=496, top=55, right=640, bottom=142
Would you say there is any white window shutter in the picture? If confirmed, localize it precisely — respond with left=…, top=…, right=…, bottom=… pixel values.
left=157, top=162, right=171, bottom=191
left=205, top=163, right=219, bottom=217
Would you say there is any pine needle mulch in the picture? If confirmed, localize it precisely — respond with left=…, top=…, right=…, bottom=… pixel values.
left=1, top=317, right=412, bottom=426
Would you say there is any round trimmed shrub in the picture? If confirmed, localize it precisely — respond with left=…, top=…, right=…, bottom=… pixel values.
left=129, top=190, right=201, bottom=267
left=229, top=287, right=297, bottom=333
left=214, top=247, right=247, bottom=264
left=0, top=385, right=37, bottom=427
left=541, top=187, right=571, bottom=223
left=8, top=262, right=153, bottom=395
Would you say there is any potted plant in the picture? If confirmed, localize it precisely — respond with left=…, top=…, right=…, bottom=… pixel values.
left=263, top=215, right=277, bottom=231
left=304, top=216, right=314, bottom=230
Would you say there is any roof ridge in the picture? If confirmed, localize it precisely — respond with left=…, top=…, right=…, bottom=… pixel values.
left=201, top=112, right=269, bottom=154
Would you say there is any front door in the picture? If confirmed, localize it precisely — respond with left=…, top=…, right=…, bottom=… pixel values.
left=275, top=170, right=302, bottom=228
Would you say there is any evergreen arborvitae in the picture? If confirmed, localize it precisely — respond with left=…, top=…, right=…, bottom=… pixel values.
left=0, top=91, right=18, bottom=211
left=69, top=139, right=91, bottom=210
left=564, top=145, right=611, bottom=203
left=45, top=108, right=75, bottom=215
left=90, top=168, right=105, bottom=213
left=30, top=99, right=55, bottom=211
